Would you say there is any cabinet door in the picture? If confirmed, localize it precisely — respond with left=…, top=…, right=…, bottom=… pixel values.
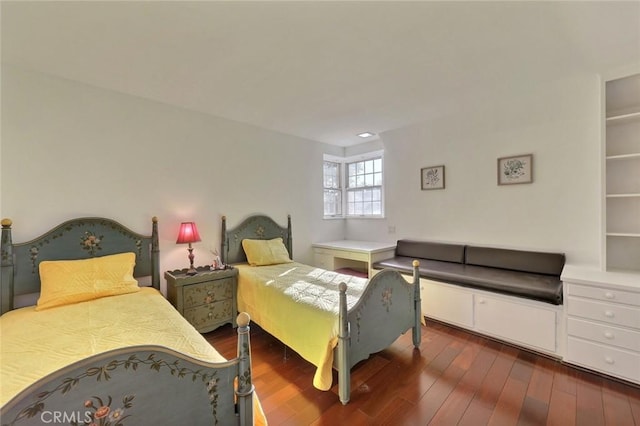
left=422, top=279, right=473, bottom=328
left=475, top=295, right=557, bottom=352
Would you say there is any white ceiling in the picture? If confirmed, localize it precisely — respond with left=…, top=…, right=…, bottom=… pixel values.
left=2, top=1, right=639, bottom=146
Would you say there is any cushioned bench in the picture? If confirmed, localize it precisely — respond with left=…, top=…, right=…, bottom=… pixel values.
left=373, top=240, right=565, bottom=305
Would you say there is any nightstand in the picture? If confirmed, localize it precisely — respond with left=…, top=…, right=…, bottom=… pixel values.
left=165, top=266, right=238, bottom=333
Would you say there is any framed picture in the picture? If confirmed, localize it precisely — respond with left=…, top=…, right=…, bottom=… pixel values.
left=421, top=165, right=445, bottom=190
left=498, top=154, right=533, bottom=185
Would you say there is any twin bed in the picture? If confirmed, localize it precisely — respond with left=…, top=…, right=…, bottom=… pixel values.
left=0, top=217, right=259, bottom=425
left=221, top=214, right=421, bottom=404
left=0, top=212, right=421, bottom=426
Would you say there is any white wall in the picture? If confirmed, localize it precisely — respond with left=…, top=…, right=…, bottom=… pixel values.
left=0, top=65, right=345, bottom=289
left=0, top=64, right=611, bottom=276
left=346, top=72, right=603, bottom=267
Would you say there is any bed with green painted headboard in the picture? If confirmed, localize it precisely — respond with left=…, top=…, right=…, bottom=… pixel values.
left=221, top=214, right=422, bottom=405
left=0, top=216, right=261, bottom=426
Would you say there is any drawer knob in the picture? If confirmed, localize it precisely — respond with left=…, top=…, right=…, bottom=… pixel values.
left=208, top=312, right=213, bottom=319
left=604, top=356, right=614, bottom=365
left=604, top=292, right=615, bottom=299
left=604, top=331, right=614, bottom=339
left=604, top=311, right=615, bottom=318
left=478, top=298, right=486, bottom=304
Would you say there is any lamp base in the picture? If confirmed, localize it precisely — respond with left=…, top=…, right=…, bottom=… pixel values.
left=186, top=245, right=197, bottom=275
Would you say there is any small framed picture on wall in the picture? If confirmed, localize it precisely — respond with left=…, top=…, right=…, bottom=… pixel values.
left=421, top=165, right=445, bottom=190
left=497, top=154, right=533, bottom=185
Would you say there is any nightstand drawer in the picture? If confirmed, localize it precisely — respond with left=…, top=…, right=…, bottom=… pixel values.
left=183, top=300, right=233, bottom=330
left=183, top=278, right=234, bottom=309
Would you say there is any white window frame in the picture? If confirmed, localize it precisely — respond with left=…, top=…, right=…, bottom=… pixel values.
left=323, top=150, right=384, bottom=219
left=323, top=158, right=343, bottom=217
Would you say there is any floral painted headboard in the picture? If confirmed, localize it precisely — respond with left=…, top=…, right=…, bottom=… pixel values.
left=221, top=214, right=292, bottom=265
left=0, top=217, right=160, bottom=314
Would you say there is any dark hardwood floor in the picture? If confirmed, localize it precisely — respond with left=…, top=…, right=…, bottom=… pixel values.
left=205, top=319, right=640, bottom=425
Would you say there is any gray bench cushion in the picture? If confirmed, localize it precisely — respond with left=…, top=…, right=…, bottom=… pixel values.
left=465, top=246, right=565, bottom=276
left=373, top=246, right=564, bottom=305
left=396, top=240, right=465, bottom=263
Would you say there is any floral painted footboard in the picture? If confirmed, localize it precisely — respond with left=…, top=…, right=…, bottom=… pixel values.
left=2, top=319, right=254, bottom=426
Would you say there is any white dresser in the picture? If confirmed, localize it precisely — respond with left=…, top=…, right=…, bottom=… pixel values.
left=562, top=266, right=640, bottom=385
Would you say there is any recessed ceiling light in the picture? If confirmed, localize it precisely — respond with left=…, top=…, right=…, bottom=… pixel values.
left=357, top=132, right=375, bottom=138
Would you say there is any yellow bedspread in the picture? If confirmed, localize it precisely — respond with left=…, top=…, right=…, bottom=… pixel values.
left=0, top=287, right=266, bottom=425
left=235, top=262, right=368, bottom=390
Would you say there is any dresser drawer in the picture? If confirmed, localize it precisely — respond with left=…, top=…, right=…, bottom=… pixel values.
left=183, top=278, right=234, bottom=309
left=567, top=297, right=640, bottom=329
left=183, top=300, right=233, bottom=330
left=568, top=317, right=640, bottom=352
left=567, top=337, right=640, bottom=384
left=567, top=283, right=640, bottom=307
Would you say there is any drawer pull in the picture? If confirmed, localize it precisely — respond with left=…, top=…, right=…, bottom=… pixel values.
left=604, top=292, right=615, bottom=300
left=604, top=311, right=615, bottom=319
left=477, top=298, right=486, bottom=305
left=604, top=331, right=614, bottom=339
left=604, top=356, right=614, bottom=365
left=208, top=312, right=213, bottom=319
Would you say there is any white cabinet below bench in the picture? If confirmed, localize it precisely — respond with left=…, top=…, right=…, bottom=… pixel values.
left=420, top=278, right=561, bottom=356
left=562, top=266, right=640, bottom=385
left=422, top=280, right=473, bottom=328
left=475, top=294, right=557, bottom=353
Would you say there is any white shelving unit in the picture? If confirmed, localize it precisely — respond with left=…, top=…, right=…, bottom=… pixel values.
left=605, top=73, right=640, bottom=272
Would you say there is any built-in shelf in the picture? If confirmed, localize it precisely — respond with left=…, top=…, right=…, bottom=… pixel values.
left=606, top=110, right=640, bottom=125
left=606, top=153, right=640, bottom=161
left=606, top=193, right=640, bottom=198
left=604, top=73, right=640, bottom=273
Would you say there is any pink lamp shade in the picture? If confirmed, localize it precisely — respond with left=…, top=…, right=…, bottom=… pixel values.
left=176, top=222, right=201, bottom=275
left=176, top=222, right=201, bottom=244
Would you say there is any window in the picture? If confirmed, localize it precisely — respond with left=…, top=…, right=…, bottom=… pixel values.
left=323, top=152, right=384, bottom=218
left=346, top=157, right=383, bottom=216
left=323, top=160, right=342, bottom=216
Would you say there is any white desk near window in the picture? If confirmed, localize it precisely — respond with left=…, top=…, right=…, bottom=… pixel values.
left=312, top=240, right=396, bottom=278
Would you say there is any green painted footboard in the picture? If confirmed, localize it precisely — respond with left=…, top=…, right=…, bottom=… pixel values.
left=1, top=315, right=255, bottom=426
left=336, top=260, right=421, bottom=405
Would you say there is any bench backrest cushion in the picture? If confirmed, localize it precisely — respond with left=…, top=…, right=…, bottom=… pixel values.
left=396, top=240, right=465, bottom=264
left=465, top=246, right=565, bottom=276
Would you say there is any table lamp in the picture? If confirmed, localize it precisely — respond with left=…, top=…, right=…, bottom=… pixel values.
left=176, top=221, right=201, bottom=275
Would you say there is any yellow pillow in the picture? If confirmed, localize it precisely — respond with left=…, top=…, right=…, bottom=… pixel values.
left=36, top=252, right=139, bottom=310
left=242, top=238, right=293, bottom=266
